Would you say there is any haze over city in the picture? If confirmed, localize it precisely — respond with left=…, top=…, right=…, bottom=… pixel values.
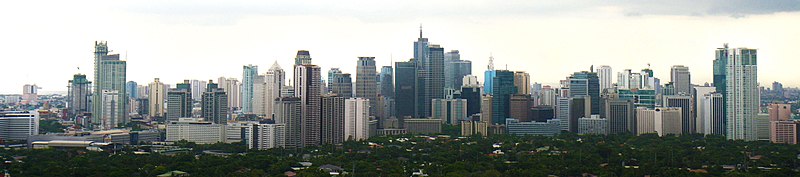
left=2, top=0, right=800, bottom=94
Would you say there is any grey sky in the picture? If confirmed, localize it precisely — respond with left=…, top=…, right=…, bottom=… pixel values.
left=1, top=0, right=799, bottom=94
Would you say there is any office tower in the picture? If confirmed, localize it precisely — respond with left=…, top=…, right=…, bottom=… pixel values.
left=636, top=107, right=682, bottom=136
left=459, top=86, right=481, bottom=115
left=481, top=95, right=493, bottom=122
left=0, top=111, right=39, bottom=141
left=529, top=106, right=555, bottom=122
left=136, top=85, right=147, bottom=99
left=698, top=93, right=724, bottom=135
left=126, top=81, right=138, bottom=100
left=68, top=74, right=92, bottom=118
left=768, top=103, right=792, bottom=121
left=274, top=97, right=302, bottom=148
left=295, top=50, right=312, bottom=65
left=663, top=95, right=693, bottom=134
left=484, top=56, right=496, bottom=95
left=327, top=68, right=342, bottom=93
left=99, top=90, right=120, bottom=130
left=693, top=86, right=716, bottom=132
left=432, top=99, right=467, bottom=125
left=329, top=73, right=353, bottom=98
left=616, top=69, right=631, bottom=89
left=756, top=113, right=770, bottom=140
left=345, top=98, right=370, bottom=141
left=568, top=96, right=591, bottom=133
left=670, top=65, right=691, bottom=95
left=91, top=41, right=127, bottom=128
left=578, top=115, right=608, bottom=135
left=721, top=46, right=759, bottom=141
left=462, top=75, right=479, bottom=87
left=555, top=97, right=570, bottom=131
left=248, top=123, right=286, bottom=150
left=713, top=44, right=729, bottom=124
left=770, top=121, right=799, bottom=144
left=252, top=75, right=267, bottom=115
left=218, top=77, right=241, bottom=113
left=166, top=118, right=228, bottom=144
left=395, top=59, right=416, bottom=119
left=540, top=86, right=556, bottom=106
left=242, top=64, right=258, bottom=113
left=568, top=71, right=601, bottom=115
left=190, top=80, right=207, bottom=101
left=509, top=95, right=533, bottom=122
left=261, top=62, right=285, bottom=119
left=21, top=84, right=39, bottom=105
left=513, top=71, right=531, bottom=95
left=444, top=50, right=472, bottom=90
left=294, top=64, right=322, bottom=147
left=380, top=66, right=395, bottom=98
left=505, top=118, right=562, bottom=136
left=320, top=96, right=345, bottom=144
left=167, top=81, right=193, bottom=122
left=491, top=70, right=516, bottom=124
left=414, top=42, right=445, bottom=118
left=605, top=99, right=635, bottom=134
left=148, top=78, right=166, bottom=118
left=202, top=81, right=229, bottom=124
left=641, top=68, right=657, bottom=89
left=629, top=73, right=642, bottom=89
left=598, top=65, right=613, bottom=91
left=356, top=57, right=378, bottom=117
left=618, top=88, right=656, bottom=108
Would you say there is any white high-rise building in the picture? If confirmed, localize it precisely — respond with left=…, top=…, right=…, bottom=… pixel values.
left=252, top=75, right=267, bottom=115
left=0, top=111, right=39, bottom=141
left=190, top=80, right=207, bottom=101
left=264, top=62, right=285, bottom=119
left=670, top=65, right=692, bottom=95
left=462, top=75, right=480, bottom=87
left=344, top=98, right=370, bottom=141
left=166, top=118, right=227, bottom=144
left=629, top=73, right=642, bottom=89
left=218, top=77, right=241, bottom=112
left=148, top=78, right=166, bottom=118
left=617, top=69, right=631, bottom=89
left=100, top=90, right=122, bottom=130
left=247, top=123, right=285, bottom=150
left=636, top=107, right=682, bottom=136
left=723, top=47, right=759, bottom=141
left=597, top=65, right=613, bottom=91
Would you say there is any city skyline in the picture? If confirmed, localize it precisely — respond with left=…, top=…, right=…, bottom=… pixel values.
left=3, top=1, right=800, bottom=94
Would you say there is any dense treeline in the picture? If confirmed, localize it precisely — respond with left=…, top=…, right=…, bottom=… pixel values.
left=2, top=133, right=799, bottom=176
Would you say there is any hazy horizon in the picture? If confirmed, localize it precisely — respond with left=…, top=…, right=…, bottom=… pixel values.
left=2, top=0, right=800, bottom=94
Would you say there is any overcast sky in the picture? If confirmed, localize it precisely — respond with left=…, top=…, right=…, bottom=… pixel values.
left=2, top=0, right=799, bottom=94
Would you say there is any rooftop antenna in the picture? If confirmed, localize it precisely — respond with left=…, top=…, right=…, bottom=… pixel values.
left=419, top=24, right=423, bottom=38
left=488, top=53, right=495, bottom=70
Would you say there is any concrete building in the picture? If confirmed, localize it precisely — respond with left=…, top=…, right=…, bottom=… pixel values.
left=99, top=90, right=121, bottom=130
left=274, top=97, right=302, bottom=148
left=459, top=86, right=481, bottom=116
left=247, top=123, right=285, bottom=150
left=394, top=59, right=415, bottom=120
left=670, top=65, right=691, bottom=95
left=636, top=107, right=682, bottom=136
left=91, top=41, right=128, bottom=129
left=148, top=78, right=167, bottom=118
left=597, top=65, right=613, bottom=92
left=768, top=103, right=792, bottom=121
left=380, top=66, right=395, bottom=98
left=663, top=95, right=693, bottom=134
left=431, top=98, right=467, bottom=125
left=414, top=33, right=445, bottom=119
left=294, top=64, right=322, bottom=147
left=202, top=81, right=229, bottom=124
left=444, top=50, right=472, bottom=90
left=509, top=95, right=533, bottom=122
left=166, top=118, right=227, bottom=144
left=67, top=74, right=92, bottom=118
left=605, top=99, right=635, bottom=134
left=356, top=57, right=378, bottom=118
left=506, top=118, right=561, bottom=136
left=166, top=81, right=192, bottom=122
left=321, top=96, right=345, bottom=144
left=718, top=45, right=760, bottom=141
left=403, top=118, right=441, bottom=134
left=344, top=98, right=370, bottom=141
left=770, top=120, right=798, bottom=144
left=756, top=113, right=770, bottom=141
left=513, top=71, right=531, bottom=95
left=462, top=120, right=488, bottom=136
left=698, top=92, right=725, bottom=135
left=242, top=64, right=259, bottom=114
left=218, top=77, right=241, bottom=113
left=578, top=115, right=607, bottom=135
left=0, top=111, right=39, bottom=141
left=491, top=70, right=516, bottom=124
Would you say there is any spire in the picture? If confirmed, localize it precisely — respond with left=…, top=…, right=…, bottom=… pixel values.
left=419, top=24, right=423, bottom=38
left=488, top=54, right=495, bottom=70
left=270, top=61, right=282, bottom=71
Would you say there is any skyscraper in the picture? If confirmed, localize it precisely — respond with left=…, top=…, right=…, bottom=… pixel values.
left=330, top=73, right=353, bottom=98
left=663, top=95, right=693, bottom=134
left=68, top=74, right=91, bottom=118
left=252, top=75, right=267, bottom=115
left=345, top=98, right=370, bottom=141
left=320, top=96, right=345, bottom=144
left=190, top=80, right=207, bottom=101
left=294, top=64, right=322, bottom=147
left=768, top=103, right=792, bottom=121
left=432, top=98, right=468, bottom=125
left=415, top=43, right=445, bottom=118
left=513, top=71, right=531, bottom=95
left=126, top=81, right=138, bottom=100
left=605, top=99, right=635, bottom=134
left=356, top=57, right=378, bottom=117
left=274, top=97, right=302, bottom=148
left=484, top=56, right=496, bottom=95
left=99, top=90, right=121, bottom=130
left=670, top=65, right=691, bottom=95
left=242, top=64, right=258, bottom=113
left=91, top=41, right=127, bottom=129
left=148, top=78, right=166, bottom=119
left=491, top=70, right=516, bottom=124
left=698, top=92, right=724, bottom=135
left=167, top=80, right=193, bottom=122
left=202, top=81, right=229, bottom=124
left=394, top=59, right=416, bottom=120
left=568, top=71, right=600, bottom=115
left=294, top=50, right=312, bottom=65
left=327, top=68, right=342, bottom=93
left=459, top=86, right=481, bottom=116
left=379, top=66, right=394, bottom=98
left=444, top=50, right=472, bottom=90
left=509, top=95, right=533, bottom=122
left=598, top=65, right=613, bottom=92
left=218, top=77, right=241, bottom=113
left=264, top=62, right=285, bottom=119
left=723, top=46, right=759, bottom=141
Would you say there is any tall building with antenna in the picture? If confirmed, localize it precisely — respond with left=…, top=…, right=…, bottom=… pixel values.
left=91, top=41, right=127, bottom=129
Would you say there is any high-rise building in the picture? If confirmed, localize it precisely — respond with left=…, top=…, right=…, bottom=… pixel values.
left=768, top=103, right=792, bottom=121
left=242, top=64, right=258, bottom=113
left=605, top=99, right=635, bottom=134
left=247, top=123, right=286, bottom=150
left=722, top=46, right=759, bottom=141
left=513, top=71, right=531, bottom=95
left=568, top=71, right=601, bottom=115
left=555, top=97, right=570, bottom=131
left=597, top=65, right=613, bottom=92
left=617, top=69, right=632, bottom=89
left=68, top=74, right=92, bottom=118
left=432, top=99, right=467, bottom=125
left=356, top=57, right=378, bottom=117
left=294, top=64, right=322, bottom=147
left=91, top=41, right=127, bottom=129
left=0, top=111, right=39, bottom=141
left=165, top=118, right=227, bottom=144
left=218, top=77, right=241, bottom=113
left=578, top=115, right=608, bottom=135
left=770, top=121, right=799, bottom=144
left=444, top=50, right=472, bottom=90
left=21, top=84, right=40, bottom=105
left=568, top=96, right=591, bottom=133
left=148, top=78, right=166, bottom=118
left=202, top=81, right=229, bottom=124
left=540, top=86, right=556, bottom=106
left=484, top=56, right=496, bottom=95
left=263, top=62, right=285, bottom=119
left=126, top=81, right=138, bottom=100
left=190, top=80, right=207, bottom=101
left=636, top=107, right=682, bottom=136
left=713, top=44, right=729, bottom=127
left=670, top=65, right=691, bottom=95
left=395, top=60, right=416, bottom=119
left=330, top=73, right=353, bottom=98
left=345, top=98, right=370, bottom=141
left=167, top=80, right=193, bottom=122
left=274, top=97, right=302, bottom=148
left=491, top=70, right=516, bottom=124
left=462, top=75, right=480, bottom=87
left=509, top=95, right=533, bottom=122
left=294, top=50, right=312, bottom=65
left=618, top=89, right=656, bottom=108
left=698, top=92, right=724, bottom=135
left=327, top=68, right=342, bottom=93
left=663, top=95, right=693, bottom=134
left=380, top=66, right=395, bottom=98
left=459, top=86, right=481, bottom=116
left=253, top=75, right=267, bottom=115
left=414, top=42, right=445, bottom=118
left=320, top=96, right=345, bottom=144
left=99, top=90, right=121, bottom=130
